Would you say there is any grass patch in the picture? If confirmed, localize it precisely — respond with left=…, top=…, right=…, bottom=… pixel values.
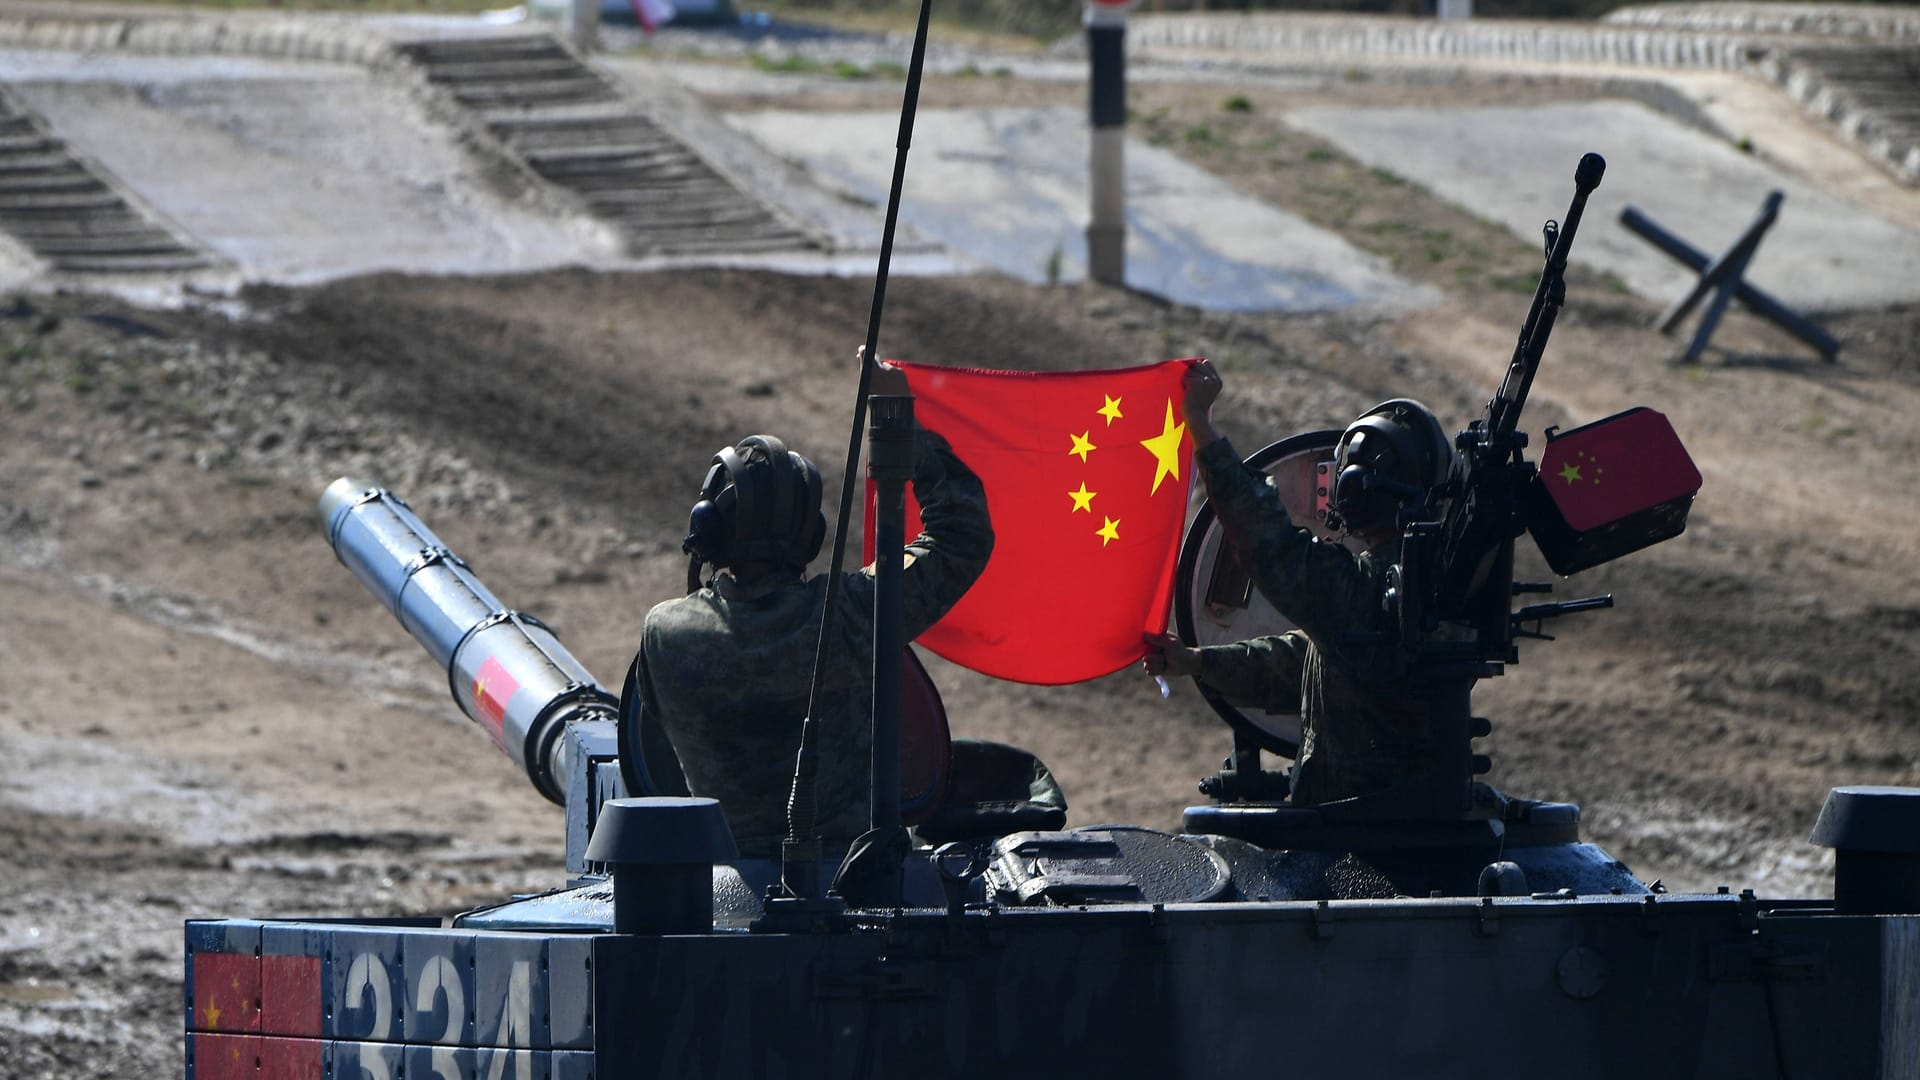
left=66, top=370, right=95, bottom=395
left=1222, top=95, right=1253, bottom=113
left=750, top=53, right=828, bottom=75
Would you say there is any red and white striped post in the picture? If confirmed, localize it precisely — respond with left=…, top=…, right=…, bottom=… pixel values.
left=1086, top=0, right=1133, bottom=286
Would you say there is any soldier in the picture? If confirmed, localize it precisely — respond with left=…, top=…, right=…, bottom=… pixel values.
left=621, top=362, right=994, bottom=857
left=1143, top=359, right=1455, bottom=807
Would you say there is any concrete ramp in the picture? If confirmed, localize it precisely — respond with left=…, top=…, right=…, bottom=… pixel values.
left=730, top=106, right=1436, bottom=314
left=401, top=34, right=820, bottom=257
left=0, top=87, right=208, bottom=275
left=1288, top=99, right=1920, bottom=313
left=3, top=50, right=609, bottom=283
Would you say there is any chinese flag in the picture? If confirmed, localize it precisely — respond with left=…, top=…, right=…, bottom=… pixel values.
left=868, top=358, right=1199, bottom=685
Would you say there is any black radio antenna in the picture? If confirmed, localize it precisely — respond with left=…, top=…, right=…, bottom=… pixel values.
left=777, top=0, right=937, bottom=904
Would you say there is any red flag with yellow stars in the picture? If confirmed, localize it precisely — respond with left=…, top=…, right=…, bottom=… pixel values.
left=867, top=357, right=1200, bottom=685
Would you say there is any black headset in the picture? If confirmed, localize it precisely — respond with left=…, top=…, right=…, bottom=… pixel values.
left=683, top=435, right=827, bottom=578
left=1330, top=399, right=1453, bottom=533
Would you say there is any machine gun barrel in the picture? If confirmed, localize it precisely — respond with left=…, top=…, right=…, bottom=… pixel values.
left=318, top=477, right=617, bottom=806
left=1513, top=594, right=1614, bottom=624
left=1485, top=152, right=1605, bottom=445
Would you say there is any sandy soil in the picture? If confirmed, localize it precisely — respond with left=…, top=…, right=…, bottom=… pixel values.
left=1, top=37, right=1918, bottom=1077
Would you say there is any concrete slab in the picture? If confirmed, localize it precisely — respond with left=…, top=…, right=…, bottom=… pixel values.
left=729, top=105, right=1437, bottom=313
left=1288, top=99, right=1920, bottom=313
left=3, top=49, right=617, bottom=284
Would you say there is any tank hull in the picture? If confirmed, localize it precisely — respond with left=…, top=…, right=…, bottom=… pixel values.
left=186, top=892, right=1914, bottom=1079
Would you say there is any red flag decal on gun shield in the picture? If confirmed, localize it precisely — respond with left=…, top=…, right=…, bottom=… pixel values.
left=1540, top=407, right=1700, bottom=531
left=867, top=358, right=1200, bottom=685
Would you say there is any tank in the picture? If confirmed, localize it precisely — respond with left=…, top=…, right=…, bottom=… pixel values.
left=183, top=160, right=1920, bottom=1080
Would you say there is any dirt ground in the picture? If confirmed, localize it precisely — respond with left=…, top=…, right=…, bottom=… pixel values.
left=2, top=41, right=1919, bottom=1077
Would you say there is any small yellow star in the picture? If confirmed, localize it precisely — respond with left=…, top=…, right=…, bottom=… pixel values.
left=1068, top=482, right=1096, bottom=513
left=1096, top=517, right=1121, bottom=546
left=1139, top=400, right=1187, bottom=495
left=1558, top=463, right=1583, bottom=484
left=1069, top=431, right=1097, bottom=462
left=1097, top=395, right=1124, bottom=426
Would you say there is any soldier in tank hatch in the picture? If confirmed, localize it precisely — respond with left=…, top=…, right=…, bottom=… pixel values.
left=1142, top=359, right=1458, bottom=806
left=620, top=361, right=994, bottom=857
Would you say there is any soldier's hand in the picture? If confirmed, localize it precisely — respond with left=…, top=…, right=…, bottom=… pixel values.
left=864, top=347, right=911, bottom=397
left=1182, top=360, right=1223, bottom=446
left=1141, top=632, right=1200, bottom=679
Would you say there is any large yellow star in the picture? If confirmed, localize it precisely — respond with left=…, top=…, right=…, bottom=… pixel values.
left=1069, top=431, right=1096, bottom=462
left=1097, top=395, right=1124, bottom=426
left=1068, top=482, right=1096, bottom=513
left=1558, top=463, right=1583, bottom=484
left=1096, top=517, right=1120, bottom=546
left=1139, top=400, right=1187, bottom=495
left=205, top=996, right=223, bottom=1028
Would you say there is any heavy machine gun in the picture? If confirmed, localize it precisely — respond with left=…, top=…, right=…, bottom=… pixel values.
left=1421, top=152, right=1612, bottom=663
left=1371, top=151, right=1626, bottom=821
left=1184, top=153, right=1701, bottom=826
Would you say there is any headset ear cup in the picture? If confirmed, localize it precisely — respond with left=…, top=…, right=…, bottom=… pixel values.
left=686, top=451, right=736, bottom=567
left=684, top=499, right=727, bottom=565
left=1334, top=463, right=1366, bottom=516
left=1334, top=463, right=1381, bottom=530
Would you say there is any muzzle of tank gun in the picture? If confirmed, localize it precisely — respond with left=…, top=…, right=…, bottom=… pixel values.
left=318, top=477, right=617, bottom=806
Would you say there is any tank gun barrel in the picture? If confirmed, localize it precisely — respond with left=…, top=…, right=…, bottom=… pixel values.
left=318, top=477, right=616, bottom=805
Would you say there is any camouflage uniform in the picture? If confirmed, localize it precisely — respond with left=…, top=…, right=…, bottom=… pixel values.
left=637, top=427, right=993, bottom=856
left=1193, top=438, right=1432, bottom=806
